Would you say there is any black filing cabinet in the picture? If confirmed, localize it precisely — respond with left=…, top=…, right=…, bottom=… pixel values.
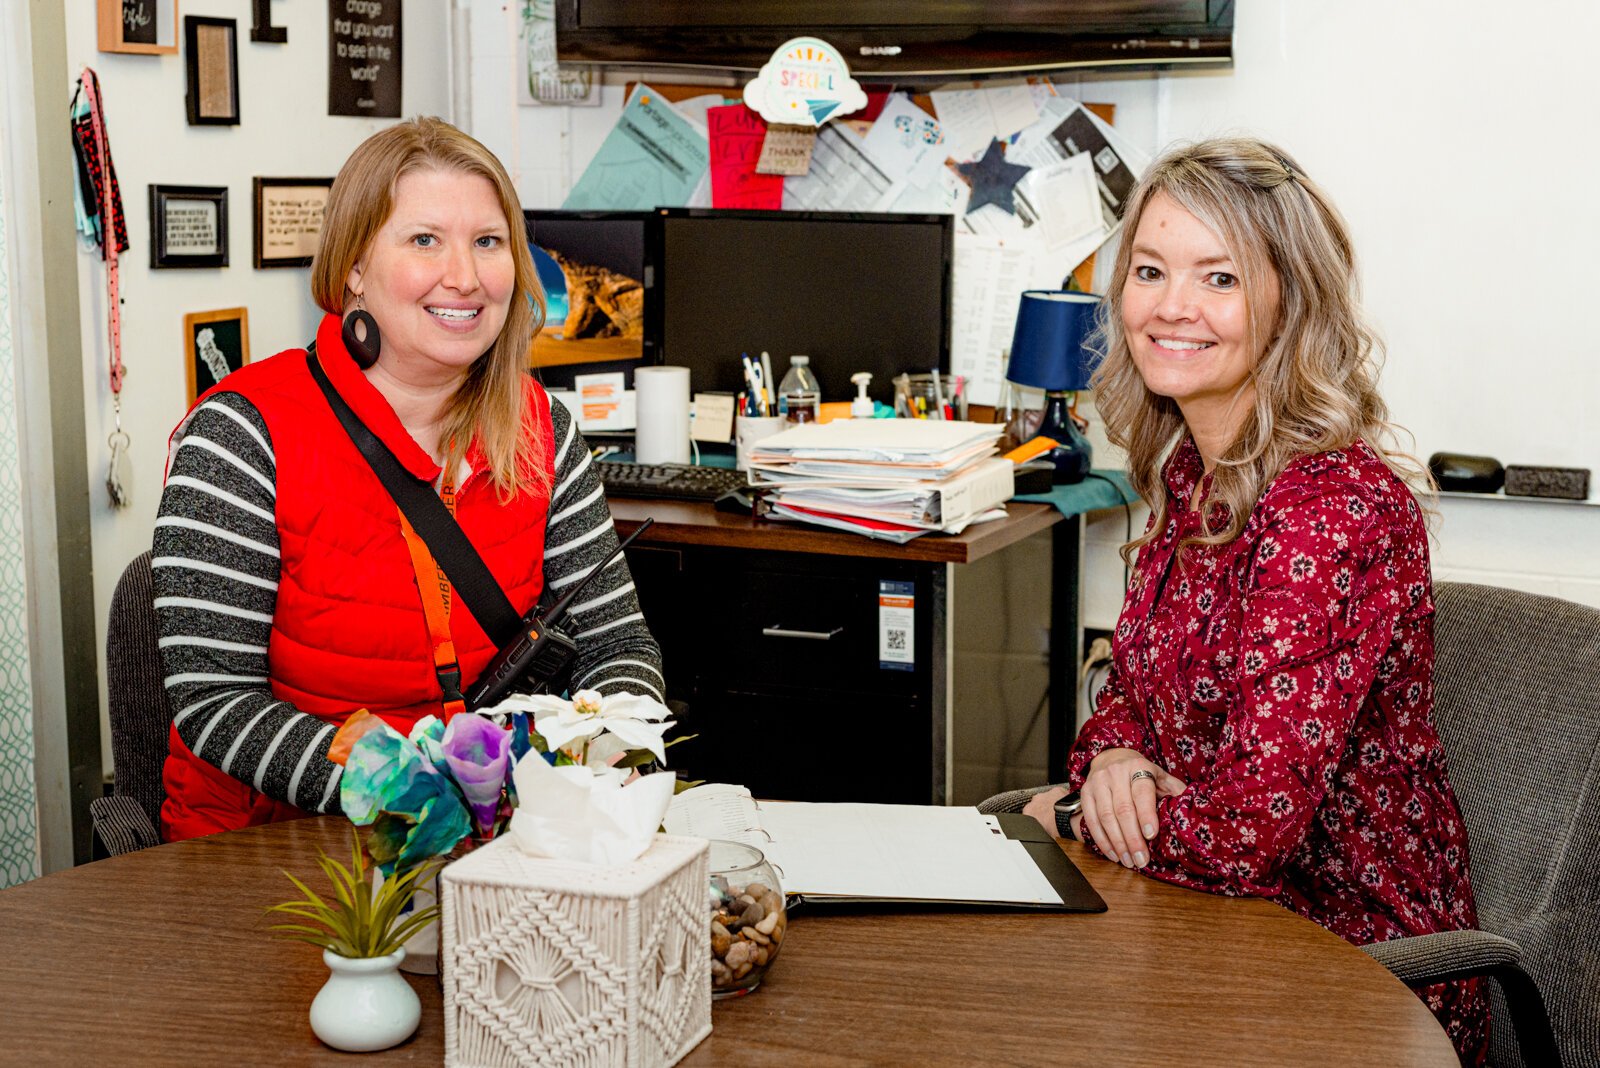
left=627, top=543, right=940, bottom=804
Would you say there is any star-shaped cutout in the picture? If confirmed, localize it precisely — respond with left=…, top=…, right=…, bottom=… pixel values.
left=957, top=139, right=1031, bottom=216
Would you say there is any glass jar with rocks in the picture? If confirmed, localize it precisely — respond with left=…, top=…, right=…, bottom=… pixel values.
left=708, top=840, right=786, bottom=998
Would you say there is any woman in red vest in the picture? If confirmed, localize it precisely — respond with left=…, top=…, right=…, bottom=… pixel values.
left=1021, top=139, right=1487, bottom=1062
left=154, top=118, right=663, bottom=841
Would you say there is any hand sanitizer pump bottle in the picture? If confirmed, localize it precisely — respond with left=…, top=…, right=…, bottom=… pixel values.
left=850, top=373, right=875, bottom=418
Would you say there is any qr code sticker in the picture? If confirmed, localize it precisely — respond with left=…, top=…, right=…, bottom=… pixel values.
left=886, top=629, right=907, bottom=651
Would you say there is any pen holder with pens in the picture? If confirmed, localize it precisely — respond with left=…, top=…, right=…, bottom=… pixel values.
left=894, top=373, right=956, bottom=420
left=708, top=839, right=786, bottom=998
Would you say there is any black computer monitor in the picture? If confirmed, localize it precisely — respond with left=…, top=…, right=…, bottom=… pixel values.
left=648, top=209, right=952, bottom=405
left=523, top=209, right=655, bottom=392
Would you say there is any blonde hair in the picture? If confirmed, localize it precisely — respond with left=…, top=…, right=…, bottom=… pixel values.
left=311, top=116, right=546, bottom=497
left=1092, top=136, right=1429, bottom=565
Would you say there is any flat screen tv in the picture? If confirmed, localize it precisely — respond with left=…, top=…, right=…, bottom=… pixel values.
left=648, top=208, right=952, bottom=406
left=524, top=209, right=654, bottom=392
left=556, top=0, right=1233, bottom=77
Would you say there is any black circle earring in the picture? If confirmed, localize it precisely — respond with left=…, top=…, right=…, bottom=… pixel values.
left=342, top=296, right=381, bottom=369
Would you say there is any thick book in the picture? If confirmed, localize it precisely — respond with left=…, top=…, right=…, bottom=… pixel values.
left=664, top=785, right=1106, bottom=912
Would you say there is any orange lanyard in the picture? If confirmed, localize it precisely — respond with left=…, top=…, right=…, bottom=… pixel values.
left=397, top=473, right=466, bottom=721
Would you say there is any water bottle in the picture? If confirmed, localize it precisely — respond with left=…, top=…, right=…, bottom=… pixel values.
left=778, top=356, right=821, bottom=425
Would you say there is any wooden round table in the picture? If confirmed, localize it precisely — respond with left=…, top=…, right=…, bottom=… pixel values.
left=0, top=817, right=1457, bottom=1065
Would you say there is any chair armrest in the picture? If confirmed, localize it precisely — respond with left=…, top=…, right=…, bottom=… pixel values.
left=89, top=795, right=161, bottom=857
left=976, top=786, right=1056, bottom=815
left=1360, top=929, right=1521, bottom=985
left=1364, top=931, right=1563, bottom=1067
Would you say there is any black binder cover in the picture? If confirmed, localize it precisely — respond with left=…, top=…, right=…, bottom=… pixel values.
left=790, top=813, right=1106, bottom=914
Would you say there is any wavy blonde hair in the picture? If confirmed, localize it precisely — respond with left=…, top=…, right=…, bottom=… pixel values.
left=1092, top=137, right=1429, bottom=565
left=311, top=116, right=546, bottom=497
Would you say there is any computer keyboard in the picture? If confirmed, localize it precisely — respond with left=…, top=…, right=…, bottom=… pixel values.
left=592, top=460, right=749, bottom=502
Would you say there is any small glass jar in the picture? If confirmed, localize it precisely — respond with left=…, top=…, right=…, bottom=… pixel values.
left=708, top=840, right=786, bottom=998
left=893, top=373, right=947, bottom=419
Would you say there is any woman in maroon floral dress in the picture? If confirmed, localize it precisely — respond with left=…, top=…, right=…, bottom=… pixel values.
left=1023, top=138, right=1488, bottom=1063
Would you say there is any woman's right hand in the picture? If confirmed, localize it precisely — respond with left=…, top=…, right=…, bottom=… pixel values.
left=1080, top=747, right=1186, bottom=869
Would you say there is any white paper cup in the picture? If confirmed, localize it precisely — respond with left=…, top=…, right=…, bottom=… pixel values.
left=735, top=415, right=786, bottom=471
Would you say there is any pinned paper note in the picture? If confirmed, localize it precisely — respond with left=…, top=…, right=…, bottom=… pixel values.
left=756, top=124, right=817, bottom=176
left=781, top=124, right=892, bottom=211
left=709, top=104, right=785, bottom=207
left=860, top=94, right=946, bottom=187
left=743, top=36, right=868, bottom=127
left=930, top=82, right=1040, bottom=161
left=563, top=85, right=709, bottom=210
left=573, top=372, right=635, bottom=432
left=691, top=393, right=736, bottom=442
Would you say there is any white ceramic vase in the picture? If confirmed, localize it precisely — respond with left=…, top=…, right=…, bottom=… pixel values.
left=309, top=948, right=421, bottom=1053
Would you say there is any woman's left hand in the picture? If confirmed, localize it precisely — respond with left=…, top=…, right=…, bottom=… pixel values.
left=1023, top=787, right=1081, bottom=842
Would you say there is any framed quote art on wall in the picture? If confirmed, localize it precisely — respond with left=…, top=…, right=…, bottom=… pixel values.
left=149, top=184, right=228, bottom=269
left=185, top=15, right=240, bottom=125
left=253, top=177, right=334, bottom=268
left=183, top=307, right=250, bottom=404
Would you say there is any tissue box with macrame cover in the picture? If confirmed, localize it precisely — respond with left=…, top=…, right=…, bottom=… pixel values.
left=439, top=833, right=711, bottom=1067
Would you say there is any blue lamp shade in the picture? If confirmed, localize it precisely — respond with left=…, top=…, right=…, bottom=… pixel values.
left=1007, top=290, right=1100, bottom=392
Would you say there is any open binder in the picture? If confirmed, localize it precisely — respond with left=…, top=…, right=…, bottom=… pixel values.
left=664, top=785, right=1106, bottom=913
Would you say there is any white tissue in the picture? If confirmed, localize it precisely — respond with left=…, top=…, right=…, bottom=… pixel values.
left=508, top=756, right=677, bottom=866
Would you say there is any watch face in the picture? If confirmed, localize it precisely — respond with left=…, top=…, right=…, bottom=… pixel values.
left=1054, top=792, right=1082, bottom=817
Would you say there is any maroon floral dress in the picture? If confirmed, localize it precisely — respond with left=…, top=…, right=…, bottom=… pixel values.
left=1066, top=438, right=1488, bottom=1064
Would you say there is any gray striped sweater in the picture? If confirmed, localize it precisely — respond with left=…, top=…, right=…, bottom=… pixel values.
left=153, top=390, right=663, bottom=814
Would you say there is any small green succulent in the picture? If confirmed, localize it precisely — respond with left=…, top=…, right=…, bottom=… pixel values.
left=266, top=828, right=443, bottom=959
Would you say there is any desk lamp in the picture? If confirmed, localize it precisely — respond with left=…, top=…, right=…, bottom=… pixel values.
left=1006, top=290, right=1099, bottom=484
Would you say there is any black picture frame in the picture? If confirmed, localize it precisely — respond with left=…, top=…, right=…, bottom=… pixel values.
left=184, top=15, right=239, bottom=125
left=149, top=184, right=229, bottom=269
left=252, top=176, right=334, bottom=269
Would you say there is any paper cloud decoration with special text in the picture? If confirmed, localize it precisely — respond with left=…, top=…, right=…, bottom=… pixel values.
left=743, top=37, right=868, bottom=127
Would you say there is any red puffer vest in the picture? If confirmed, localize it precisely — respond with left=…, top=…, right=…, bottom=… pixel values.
left=161, top=313, right=553, bottom=841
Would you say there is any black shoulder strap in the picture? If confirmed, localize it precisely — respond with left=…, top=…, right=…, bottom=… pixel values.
left=306, top=347, right=524, bottom=647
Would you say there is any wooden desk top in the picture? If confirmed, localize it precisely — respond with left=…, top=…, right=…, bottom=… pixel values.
left=608, top=498, right=1061, bottom=565
left=0, top=818, right=1455, bottom=1066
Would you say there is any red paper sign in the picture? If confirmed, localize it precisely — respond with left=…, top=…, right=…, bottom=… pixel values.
left=708, top=104, right=784, bottom=210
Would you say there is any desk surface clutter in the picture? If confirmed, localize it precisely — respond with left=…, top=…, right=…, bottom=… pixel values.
left=0, top=817, right=1457, bottom=1066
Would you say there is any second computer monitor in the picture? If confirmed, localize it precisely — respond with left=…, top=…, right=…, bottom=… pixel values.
left=649, top=209, right=952, bottom=405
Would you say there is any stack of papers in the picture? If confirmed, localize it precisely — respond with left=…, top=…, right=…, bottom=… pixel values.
left=747, top=420, right=1010, bottom=543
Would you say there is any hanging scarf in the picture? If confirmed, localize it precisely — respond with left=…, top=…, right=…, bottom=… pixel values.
left=71, top=68, right=131, bottom=508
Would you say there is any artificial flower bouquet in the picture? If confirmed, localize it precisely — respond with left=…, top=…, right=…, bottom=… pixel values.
left=326, top=689, right=684, bottom=874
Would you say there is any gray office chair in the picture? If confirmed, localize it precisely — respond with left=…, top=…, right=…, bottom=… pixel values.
left=980, top=581, right=1599, bottom=1067
left=89, top=551, right=171, bottom=855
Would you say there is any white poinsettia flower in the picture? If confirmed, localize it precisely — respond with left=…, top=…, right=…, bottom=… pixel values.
left=485, top=689, right=674, bottom=763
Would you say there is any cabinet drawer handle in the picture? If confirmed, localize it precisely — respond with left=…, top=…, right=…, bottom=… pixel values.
left=762, top=625, right=844, bottom=641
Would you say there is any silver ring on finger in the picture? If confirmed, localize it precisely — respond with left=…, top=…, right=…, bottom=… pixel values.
left=1130, top=770, right=1156, bottom=785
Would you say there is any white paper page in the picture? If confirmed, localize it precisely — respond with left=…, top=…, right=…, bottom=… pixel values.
left=930, top=83, right=1040, bottom=161
left=757, top=802, right=1062, bottom=904
left=664, top=784, right=770, bottom=851
left=782, top=125, right=893, bottom=212
left=1021, top=153, right=1105, bottom=253
left=950, top=232, right=1044, bottom=406
left=861, top=95, right=948, bottom=188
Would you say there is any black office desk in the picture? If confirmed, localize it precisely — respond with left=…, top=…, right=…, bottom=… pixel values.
left=607, top=499, right=1061, bottom=803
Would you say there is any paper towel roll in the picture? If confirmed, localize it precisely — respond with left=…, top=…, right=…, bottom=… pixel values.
left=633, top=366, right=691, bottom=465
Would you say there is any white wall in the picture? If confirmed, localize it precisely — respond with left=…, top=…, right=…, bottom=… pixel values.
left=67, top=1, right=454, bottom=776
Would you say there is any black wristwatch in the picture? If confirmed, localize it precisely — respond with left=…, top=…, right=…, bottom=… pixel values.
left=1053, top=791, right=1083, bottom=838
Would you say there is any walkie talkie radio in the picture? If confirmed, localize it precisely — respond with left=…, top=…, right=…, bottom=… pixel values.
left=464, top=519, right=655, bottom=712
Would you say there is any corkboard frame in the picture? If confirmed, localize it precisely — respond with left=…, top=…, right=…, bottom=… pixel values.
left=98, top=0, right=179, bottom=55
left=184, top=15, right=240, bottom=126
left=183, top=307, right=251, bottom=405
